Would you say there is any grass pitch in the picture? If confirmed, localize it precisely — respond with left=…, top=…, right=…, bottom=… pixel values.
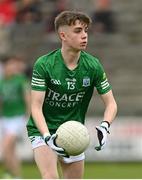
left=0, top=162, right=142, bottom=179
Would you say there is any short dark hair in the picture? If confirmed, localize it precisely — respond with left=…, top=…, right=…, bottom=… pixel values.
left=1, top=55, right=21, bottom=65
left=54, top=10, right=92, bottom=31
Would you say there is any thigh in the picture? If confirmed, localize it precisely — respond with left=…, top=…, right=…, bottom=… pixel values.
left=59, top=159, right=84, bottom=179
left=2, top=134, right=17, bottom=153
left=33, top=145, right=59, bottom=179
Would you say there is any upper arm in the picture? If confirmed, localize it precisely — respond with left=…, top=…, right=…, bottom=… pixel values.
left=94, top=60, right=111, bottom=94
left=31, top=58, right=48, bottom=91
left=31, top=90, right=46, bottom=110
left=30, top=58, right=48, bottom=110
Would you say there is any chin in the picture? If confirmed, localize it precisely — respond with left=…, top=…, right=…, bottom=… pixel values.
left=80, top=46, right=87, bottom=50
left=72, top=45, right=86, bottom=51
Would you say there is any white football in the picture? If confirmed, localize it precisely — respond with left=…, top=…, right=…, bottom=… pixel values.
left=56, top=121, right=90, bottom=156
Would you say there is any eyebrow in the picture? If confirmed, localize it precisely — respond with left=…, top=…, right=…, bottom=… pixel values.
left=74, top=26, right=88, bottom=30
left=74, top=27, right=83, bottom=30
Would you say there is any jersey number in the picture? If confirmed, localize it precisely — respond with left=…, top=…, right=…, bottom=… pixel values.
left=67, top=82, right=75, bottom=90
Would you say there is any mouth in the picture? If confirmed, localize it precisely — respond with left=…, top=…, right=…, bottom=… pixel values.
left=80, top=42, right=87, bottom=46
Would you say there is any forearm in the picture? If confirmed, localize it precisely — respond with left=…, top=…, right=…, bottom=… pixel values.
left=103, top=100, right=117, bottom=124
left=95, top=101, right=117, bottom=151
left=32, top=107, right=50, bottom=136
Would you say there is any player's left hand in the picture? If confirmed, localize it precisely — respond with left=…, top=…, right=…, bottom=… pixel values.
left=44, top=134, right=69, bottom=157
left=95, top=121, right=110, bottom=151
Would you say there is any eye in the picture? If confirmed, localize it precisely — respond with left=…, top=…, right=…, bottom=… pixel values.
left=85, top=28, right=88, bottom=33
left=74, top=28, right=82, bottom=33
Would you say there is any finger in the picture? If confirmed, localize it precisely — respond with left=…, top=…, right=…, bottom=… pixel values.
left=56, top=150, right=69, bottom=157
left=57, top=153, right=69, bottom=158
left=62, top=154, right=70, bottom=158
left=95, top=143, right=105, bottom=151
left=95, top=146, right=101, bottom=151
left=101, top=141, right=106, bottom=148
left=54, top=146, right=65, bottom=152
left=51, top=133, right=57, bottom=140
left=96, top=131, right=103, bottom=145
left=55, top=148, right=66, bottom=153
left=96, top=126, right=102, bottom=131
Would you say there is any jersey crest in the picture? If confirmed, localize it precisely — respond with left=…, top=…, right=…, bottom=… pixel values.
left=82, top=77, right=90, bottom=87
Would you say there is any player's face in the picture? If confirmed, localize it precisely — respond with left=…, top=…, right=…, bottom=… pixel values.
left=60, top=20, right=88, bottom=51
left=4, top=59, right=19, bottom=76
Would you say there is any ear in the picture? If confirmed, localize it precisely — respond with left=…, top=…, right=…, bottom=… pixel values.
left=59, top=31, right=66, bottom=41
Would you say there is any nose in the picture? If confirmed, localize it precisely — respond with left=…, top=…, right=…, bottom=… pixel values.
left=81, top=31, right=87, bottom=39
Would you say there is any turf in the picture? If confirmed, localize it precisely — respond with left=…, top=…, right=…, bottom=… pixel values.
left=0, top=162, right=142, bottom=179
left=84, top=162, right=142, bottom=179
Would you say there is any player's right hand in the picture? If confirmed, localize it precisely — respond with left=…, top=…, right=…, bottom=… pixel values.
left=44, top=133, right=69, bottom=157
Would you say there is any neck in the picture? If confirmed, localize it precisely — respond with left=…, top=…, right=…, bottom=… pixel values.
left=61, top=46, right=81, bottom=70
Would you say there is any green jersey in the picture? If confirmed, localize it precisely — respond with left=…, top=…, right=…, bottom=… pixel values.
left=27, top=49, right=111, bottom=136
left=0, top=74, right=29, bottom=117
